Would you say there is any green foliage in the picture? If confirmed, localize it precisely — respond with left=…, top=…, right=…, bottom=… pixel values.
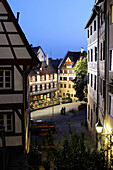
left=73, top=57, right=87, bottom=101
left=44, top=125, right=107, bottom=170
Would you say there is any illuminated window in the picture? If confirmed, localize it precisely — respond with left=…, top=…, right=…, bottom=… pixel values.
left=0, top=70, right=12, bottom=89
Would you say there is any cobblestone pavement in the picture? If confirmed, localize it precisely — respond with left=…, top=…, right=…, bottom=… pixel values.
left=31, top=101, right=94, bottom=146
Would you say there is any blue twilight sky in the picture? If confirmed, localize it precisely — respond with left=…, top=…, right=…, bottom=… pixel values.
left=7, top=0, right=95, bottom=59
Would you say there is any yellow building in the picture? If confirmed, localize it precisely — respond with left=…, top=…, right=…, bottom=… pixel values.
left=58, top=49, right=87, bottom=101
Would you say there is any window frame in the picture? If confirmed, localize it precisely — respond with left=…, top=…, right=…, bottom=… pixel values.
left=0, top=70, right=12, bottom=89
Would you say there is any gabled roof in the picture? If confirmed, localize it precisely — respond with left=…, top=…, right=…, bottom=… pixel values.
left=58, top=51, right=87, bottom=68
left=49, top=58, right=63, bottom=73
left=0, top=0, right=40, bottom=68
left=32, top=46, right=45, bottom=57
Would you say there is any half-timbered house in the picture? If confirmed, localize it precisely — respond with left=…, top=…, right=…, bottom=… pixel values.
left=0, top=0, right=40, bottom=156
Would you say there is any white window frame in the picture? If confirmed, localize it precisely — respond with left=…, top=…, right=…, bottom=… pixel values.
left=0, top=70, right=12, bottom=89
left=0, top=114, right=13, bottom=132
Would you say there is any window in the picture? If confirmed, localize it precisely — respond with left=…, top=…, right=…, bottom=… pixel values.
left=69, top=77, right=73, bottom=81
left=103, top=80, right=105, bottom=99
left=88, top=50, right=90, bottom=62
left=40, top=84, right=42, bottom=90
left=35, top=76, right=37, bottom=82
left=95, top=47, right=97, bottom=61
left=53, top=82, right=55, bottom=88
left=44, top=75, right=46, bottom=81
left=64, top=70, right=67, bottom=73
left=88, top=73, right=89, bottom=84
left=40, top=75, right=42, bottom=81
left=30, top=86, right=32, bottom=92
left=69, top=70, right=72, bottom=73
left=49, top=83, right=51, bottom=89
left=68, top=84, right=71, bottom=88
left=109, top=95, right=113, bottom=117
left=91, top=74, right=93, bottom=87
left=64, top=84, right=66, bottom=88
left=90, top=26, right=92, bottom=35
left=87, top=29, right=89, bottom=38
left=103, top=41, right=105, bottom=60
left=94, top=20, right=96, bottom=31
left=60, top=70, right=63, bottom=73
left=110, top=50, right=113, bottom=71
left=111, top=5, right=113, bottom=24
left=100, top=43, right=102, bottom=60
left=60, top=84, right=63, bottom=88
left=71, top=94, right=73, bottom=97
left=63, top=93, right=65, bottom=96
left=91, top=49, right=93, bottom=62
left=60, top=77, right=62, bottom=81
left=35, top=85, right=37, bottom=91
left=64, top=77, right=67, bottom=81
left=94, top=75, right=96, bottom=90
left=0, top=114, right=13, bottom=131
left=45, top=84, right=46, bottom=90
left=0, top=70, right=11, bottom=89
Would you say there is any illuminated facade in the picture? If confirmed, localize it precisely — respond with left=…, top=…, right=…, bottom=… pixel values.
left=85, top=0, right=113, bottom=141
left=58, top=49, right=87, bottom=101
left=29, top=47, right=57, bottom=104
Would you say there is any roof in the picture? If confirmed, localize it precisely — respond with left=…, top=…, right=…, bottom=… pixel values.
left=58, top=51, right=87, bottom=68
left=32, top=46, right=45, bottom=56
left=49, top=58, right=63, bottom=73
left=84, top=0, right=104, bottom=29
left=0, top=0, right=40, bottom=68
left=29, top=61, right=56, bottom=76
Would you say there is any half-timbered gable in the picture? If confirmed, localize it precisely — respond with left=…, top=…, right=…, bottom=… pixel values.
left=0, top=0, right=40, bottom=153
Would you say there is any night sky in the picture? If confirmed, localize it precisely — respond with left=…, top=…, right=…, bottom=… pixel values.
left=7, top=0, right=95, bottom=59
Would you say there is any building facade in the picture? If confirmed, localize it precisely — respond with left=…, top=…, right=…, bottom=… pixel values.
left=29, top=47, right=57, bottom=107
left=0, top=0, right=40, bottom=154
left=58, top=49, right=87, bottom=101
left=85, top=0, right=113, bottom=143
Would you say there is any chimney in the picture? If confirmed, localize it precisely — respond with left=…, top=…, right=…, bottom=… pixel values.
left=81, top=47, right=84, bottom=53
left=46, top=53, right=49, bottom=65
left=17, top=12, right=20, bottom=23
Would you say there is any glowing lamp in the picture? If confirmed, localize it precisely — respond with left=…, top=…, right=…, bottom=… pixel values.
left=95, top=120, right=103, bottom=134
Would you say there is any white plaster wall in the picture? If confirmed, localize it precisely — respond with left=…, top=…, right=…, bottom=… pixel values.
left=9, top=34, right=24, bottom=45
left=14, top=48, right=31, bottom=59
left=0, top=34, right=9, bottom=45
left=0, top=94, right=23, bottom=104
left=14, top=66, right=23, bottom=91
left=0, top=3, right=7, bottom=14
left=0, top=22, right=4, bottom=31
left=0, top=47, right=14, bottom=58
left=4, top=22, right=17, bottom=32
left=37, top=48, right=45, bottom=62
left=15, top=110, right=22, bottom=133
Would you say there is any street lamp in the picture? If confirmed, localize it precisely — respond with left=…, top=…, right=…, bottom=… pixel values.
left=95, top=120, right=103, bottom=134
